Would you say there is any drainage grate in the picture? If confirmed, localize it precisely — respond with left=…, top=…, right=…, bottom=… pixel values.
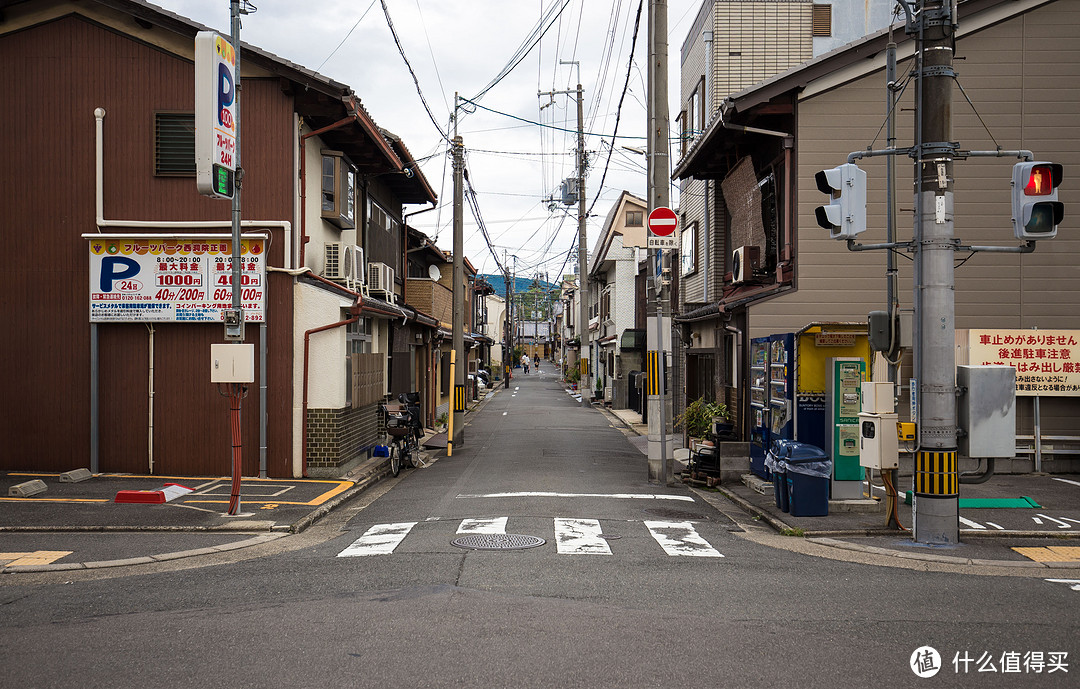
left=450, top=534, right=547, bottom=551
left=644, top=507, right=708, bottom=521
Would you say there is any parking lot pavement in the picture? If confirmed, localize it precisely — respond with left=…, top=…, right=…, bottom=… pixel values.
left=0, top=464, right=389, bottom=572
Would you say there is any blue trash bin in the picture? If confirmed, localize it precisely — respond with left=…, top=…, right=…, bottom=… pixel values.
left=764, top=448, right=789, bottom=512
left=782, top=442, right=831, bottom=517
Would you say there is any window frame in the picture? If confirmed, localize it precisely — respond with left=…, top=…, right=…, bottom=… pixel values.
left=681, top=221, right=698, bottom=277
left=321, top=150, right=357, bottom=229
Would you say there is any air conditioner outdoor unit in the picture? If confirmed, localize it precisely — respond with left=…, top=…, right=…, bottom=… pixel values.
left=323, top=242, right=348, bottom=283
left=368, top=262, right=395, bottom=298
left=345, top=245, right=365, bottom=290
left=732, top=245, right=761, bottom=284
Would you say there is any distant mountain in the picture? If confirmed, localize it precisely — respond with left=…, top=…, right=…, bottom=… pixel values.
left=479, top=274, right=558, bottom=298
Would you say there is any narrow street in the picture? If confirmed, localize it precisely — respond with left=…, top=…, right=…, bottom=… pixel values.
left=1, top=372, right=1076, bottom=688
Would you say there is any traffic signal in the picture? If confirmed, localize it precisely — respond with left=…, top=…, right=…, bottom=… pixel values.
left=1011, top=162, right=1063, bottom=239
left=814, top=163, right=867, bottom=239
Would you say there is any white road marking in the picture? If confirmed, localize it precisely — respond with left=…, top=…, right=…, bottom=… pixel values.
left=1033, top=517, right=1044, bottom=525
left=456, top=492, right=695, bottom=502
left=457, top=517, right=507, bottom=535
left=985, top=522, right=1005, bottom=530
left=1046, top=579, right=1080, bottom=592
left=337, top=522, right=417, bottom=557
left=554, top=518, right=611, bottom=555
left=1052, top=477, right=1080, bottom=488
left=1036, top=514, right=1072, bottom=529
left=959, top=516, right=986, bottom=530
left=503, top=412, right=507, bottom=416
left=644, top=521, right=723, bottom=558
left=1061, top=517, right=1080, bottom=526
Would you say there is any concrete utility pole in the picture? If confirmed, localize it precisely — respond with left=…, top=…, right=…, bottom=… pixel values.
left=647, top=0, right=672, bottom=483
left=504, top=249, right=512, bottom=389
left=911, top=0, right=959, bottom=544
left=452, top=99, right=466, bottom=450
left=542, top=68, right=588, bottom=407
left=575, top=79, right=589, bottom=408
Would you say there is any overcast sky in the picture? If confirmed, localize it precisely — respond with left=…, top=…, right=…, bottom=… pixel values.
left=167, top=0, right=701, bottom=277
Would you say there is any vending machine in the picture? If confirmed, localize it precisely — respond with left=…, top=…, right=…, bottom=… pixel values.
left=749, top=337, right=770, bottom=479
left=828, top=357, right=866, bottom=500
left=749, top=334, right=796, bottom=479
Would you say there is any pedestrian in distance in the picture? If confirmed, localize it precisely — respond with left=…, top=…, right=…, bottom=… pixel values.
left=533, top=354, right=540, bottom=372
left=521, top=353, right=529, bottom=374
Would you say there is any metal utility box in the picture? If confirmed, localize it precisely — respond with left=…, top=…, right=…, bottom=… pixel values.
left=211, top=343, right=255, bottom=383
left=858, top=412, right=899, bottom=470
left=861, top=381, right=895, bottom=414
left=956, top=365, right=1016, bottom=458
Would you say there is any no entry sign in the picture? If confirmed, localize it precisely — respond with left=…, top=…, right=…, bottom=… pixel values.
left=647, top=207, right=678, bottom=248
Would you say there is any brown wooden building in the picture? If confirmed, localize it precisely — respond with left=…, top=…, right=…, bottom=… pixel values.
left=0, top=0, right=436, bottom=477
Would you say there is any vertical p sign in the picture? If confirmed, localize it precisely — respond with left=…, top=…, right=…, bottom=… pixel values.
left=196, top=31, right=237, bottom=199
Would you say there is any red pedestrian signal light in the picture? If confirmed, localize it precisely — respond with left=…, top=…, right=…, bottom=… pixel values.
left=1012, top=162, right=1063, bottom=239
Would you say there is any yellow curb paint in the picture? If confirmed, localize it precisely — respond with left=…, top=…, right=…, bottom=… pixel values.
left=1013, top=546, right=1080, bottom=563
left=0, top=551, right=73, bottom=566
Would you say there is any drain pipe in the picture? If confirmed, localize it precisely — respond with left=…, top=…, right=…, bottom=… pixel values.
left=298, top=115, right=355, bottom=268
left=300, top=275, right=412, bottom=476
left=960, top=457, right=995, bottom=484
left=147, top=324, right=155, bottom=474
left=718, top=105, right=795, bottom=271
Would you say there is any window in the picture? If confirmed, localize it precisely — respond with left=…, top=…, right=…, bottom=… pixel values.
left=368, top=200, right=400, bottom=235
left=345, top=317, right=372, bottom=407
left=626, top=209, right=643, bottom=227
left=154, top=112, right=195, bottom=175
left=681, top=222, right=697, bottom=276
left=812, top=4, right=832, bottom=37
left=321, top=151, right=356, bottom=229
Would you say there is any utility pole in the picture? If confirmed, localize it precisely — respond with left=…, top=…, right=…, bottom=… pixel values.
left=576, top=79, right=589, bottom=407
left=541, top=65, right=588, bottom=407
left=911, top=0, right=959, bottom=544
left=451, top=95, right=465, bottom=450
left=647, top=0, right=672, bottom=484
left=504, top=249, right=512, bottom=389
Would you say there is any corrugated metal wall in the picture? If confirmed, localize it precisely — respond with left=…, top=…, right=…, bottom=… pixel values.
left=1, top=15, right=295, bottom=475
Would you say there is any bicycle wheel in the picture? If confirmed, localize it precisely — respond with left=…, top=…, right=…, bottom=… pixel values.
left=408, top=437, right=425, bottom=468
left=389, top=443, right=401, bottom=477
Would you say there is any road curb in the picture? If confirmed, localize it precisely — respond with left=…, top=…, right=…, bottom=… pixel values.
left=2, top=533, right=288, bottom=574
left=692, top=485, right=1080, bottom=570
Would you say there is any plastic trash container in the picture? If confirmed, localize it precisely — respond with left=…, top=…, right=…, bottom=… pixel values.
left=764, top=449, right=788, bottom=512
left=782, top=442, right=831, bottom=517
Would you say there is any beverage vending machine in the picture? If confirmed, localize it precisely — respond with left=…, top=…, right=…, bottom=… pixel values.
left=749, top=333, right=795, bottom=479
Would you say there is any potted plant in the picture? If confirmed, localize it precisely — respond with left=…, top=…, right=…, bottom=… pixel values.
left=675, top=397, right=728, bottom=445
left=564, top=365, right=580, bottom=390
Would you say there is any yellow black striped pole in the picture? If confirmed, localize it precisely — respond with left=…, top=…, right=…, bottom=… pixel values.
left=647, top=350, right=660, bottom=396
left=447, top=350, right=455, bottom=457
left=914, top=450, right=958, bottom=496
left=455, top=385, right=466, bottom=413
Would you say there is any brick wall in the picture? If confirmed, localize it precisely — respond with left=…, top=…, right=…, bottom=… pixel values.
left=306, top=403, right=380, bottom=470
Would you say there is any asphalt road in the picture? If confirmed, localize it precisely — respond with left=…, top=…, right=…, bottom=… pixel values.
left=1, top=368, right=1077, bottom=688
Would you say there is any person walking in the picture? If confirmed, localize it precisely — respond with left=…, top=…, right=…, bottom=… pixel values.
left=533, top=354, right=540, bottom=373
left=520, top=353, right=530, bottom=374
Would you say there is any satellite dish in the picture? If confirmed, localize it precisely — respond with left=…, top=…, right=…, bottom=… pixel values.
left=427, top=264, right=441, bottom=280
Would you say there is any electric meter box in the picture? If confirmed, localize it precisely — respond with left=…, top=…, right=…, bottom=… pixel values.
left=858, top=412, right=899, bottom=470
left=211, top=343, right=255, bottom=383
left=861, top=381, right=895, bottom=414
left=957, top=365, right=1016, bottom=458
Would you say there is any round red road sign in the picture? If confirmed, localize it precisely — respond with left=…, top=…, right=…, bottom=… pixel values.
left=647, top=207, right=678, bottom=237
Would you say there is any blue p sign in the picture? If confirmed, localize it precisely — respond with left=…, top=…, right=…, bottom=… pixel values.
left=99, top=256, right=140, bottom=292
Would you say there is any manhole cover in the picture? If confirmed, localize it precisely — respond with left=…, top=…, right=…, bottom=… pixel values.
left=450, top=534, right=546, bottom=550
left=644, top=507, right=708, bottom=521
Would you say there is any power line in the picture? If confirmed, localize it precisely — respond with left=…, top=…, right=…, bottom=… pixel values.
left=380, top=0, right=450, bottom=143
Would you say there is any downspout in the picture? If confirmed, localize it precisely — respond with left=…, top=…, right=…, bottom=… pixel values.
left=717, top=103, right=795, bottom=276
left=147, top=324, right=154, bottom=474
left=300, top=114, right=354, bottom=268
left=300, top=275, right=411, bottom=476
left=703, top=29, right=713, bottom=302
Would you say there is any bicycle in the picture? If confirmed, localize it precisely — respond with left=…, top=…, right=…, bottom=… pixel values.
left=380, top=392, right=425, bottom=477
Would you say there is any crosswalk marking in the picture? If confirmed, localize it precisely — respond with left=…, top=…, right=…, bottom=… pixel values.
left=554, top=518, right=611, bottom=555
left=458, top=517, right=507, bottom=535
left=337, top=518, right=724, bottom=559
left=337, top=522, right=417, bottom=557
left=644, top=520, right=724, bottom=558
